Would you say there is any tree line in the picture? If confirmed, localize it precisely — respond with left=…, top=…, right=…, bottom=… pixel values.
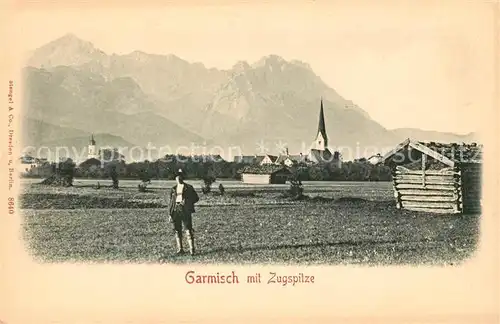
left=24, top=155, right=392, bottom=182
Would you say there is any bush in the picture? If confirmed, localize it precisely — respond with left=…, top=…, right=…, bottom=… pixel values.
left=285, top=165, right=305, bottom=199
left=104, top=162, right=120, bottom=189
left=60, top=159, right=76, bottom=186
left=111, top=172, right=119, bottom=189
left=201, top=176, right=216, bottom=194
left=280, top=179, right=305, bottom=200
left=289, top=179, right=304, bottom=199
left=138, top=183, right=147, bottom=192
left=40, top=159, right=76, bottom=187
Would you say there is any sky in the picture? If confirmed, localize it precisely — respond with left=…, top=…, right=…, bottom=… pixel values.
left=6, top=1, right=496, bottom=134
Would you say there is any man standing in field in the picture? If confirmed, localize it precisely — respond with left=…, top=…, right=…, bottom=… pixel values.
left=168, top=169, right=200, bottom=256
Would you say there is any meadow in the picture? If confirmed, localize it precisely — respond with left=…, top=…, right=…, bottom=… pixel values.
left=19, top=179, right=480, bottom=265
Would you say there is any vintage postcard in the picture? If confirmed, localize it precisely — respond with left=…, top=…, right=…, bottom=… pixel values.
left=1, top=0, right=498, bottom=323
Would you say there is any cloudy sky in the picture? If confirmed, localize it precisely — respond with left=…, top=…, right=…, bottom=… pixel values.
left=7, top=1, right=496, bottom=134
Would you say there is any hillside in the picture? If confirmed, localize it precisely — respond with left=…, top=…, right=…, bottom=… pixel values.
left=24, top=33, right=477, bottom=159
left=390, top=128, right=478, bottom=143
left=21, top=117, right=90, bottom=148
left=22, top=66, right=206, bottom=149
left=200, top=56, right=395, bottom=154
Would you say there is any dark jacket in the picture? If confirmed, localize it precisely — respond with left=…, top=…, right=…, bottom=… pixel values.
left=168, top=183, right=200, bottom=215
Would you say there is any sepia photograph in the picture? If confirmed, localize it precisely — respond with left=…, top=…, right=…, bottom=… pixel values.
left=1, top=1, right=498, bottom=323
left=16, top=4, right=486, bottom=265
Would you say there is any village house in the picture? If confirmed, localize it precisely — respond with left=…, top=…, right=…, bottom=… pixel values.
left=233, top=154, right=277, bottom=165
left=18, top=156, right=37, bottom=175
left=18, top=155, right=48, bottom=175
left=275, top=153, right=306, bottom=167
left=367, top=153, right=384, bottom=165
left=259, top=154, right=278, bottom=165
left=239, top=165, right=291, bottom=184
left=78, top=157, right=102, bottom=169
left=381, top=138, right=482, bottom=214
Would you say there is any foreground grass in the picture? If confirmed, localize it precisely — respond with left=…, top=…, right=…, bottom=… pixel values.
left=21, top=183, right=480, bottom=265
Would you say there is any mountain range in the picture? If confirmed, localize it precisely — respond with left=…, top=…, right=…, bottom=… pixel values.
left=22, top=33, right=477, bottom=161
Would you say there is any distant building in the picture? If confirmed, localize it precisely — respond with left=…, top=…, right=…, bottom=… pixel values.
left=233, top=155, right=273, bottom=165
left=260, top=154, right=278, bottom=165
left=19, top=155, right=36, bottom=164
left=78, top=157, right=102, bottom=169
left=367, top=153, right=383, bottom=165
left=18, top=155, right=48, bottom=175
left=87, top=134, right=98, bottom=160
left=311, top=99, right=328, bottom=152
left=275, top=153, right=306, bottom=167
left=381, top=139, right=482, bottom=214
left=272, top=99, right=341, bottom=168
left=254, top=156, right=266, bottom=164
left=235, top=99, right=341, bottom=168
left=239, top=165, right=291, bottom=184
left=18, top=156, right=37, bottom=174
left=306, top=99, right=340, bottom=167
left=83, top=134, right=124, bottom=164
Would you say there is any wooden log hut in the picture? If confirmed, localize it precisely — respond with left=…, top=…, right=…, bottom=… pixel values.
left=381, top=139, right=482, bottom=214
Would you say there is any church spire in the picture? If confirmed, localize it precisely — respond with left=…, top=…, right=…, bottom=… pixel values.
left=90, top=133, right=96, bottom=146
left=317, top=98, right=328, bottom=147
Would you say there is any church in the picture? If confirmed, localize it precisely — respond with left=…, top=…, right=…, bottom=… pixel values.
left=87, top=134, right=99, bottom=160
left=307, top=99, right=339, bottom=165
left=79, top=134, right=124, bottom=165
left=274, top=99, right=341, bottom=167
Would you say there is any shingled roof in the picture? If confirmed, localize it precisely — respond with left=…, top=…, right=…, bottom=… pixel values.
left=381, top=138, right=483, bottom=167
left=264, top=155, right=279, bottom=163
left=417, top=141, right=482, bottom=163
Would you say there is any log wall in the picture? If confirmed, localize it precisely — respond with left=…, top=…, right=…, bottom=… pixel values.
left=460, top=163, right=482, bottom=214
left=392, top=165, right=461, bottom=214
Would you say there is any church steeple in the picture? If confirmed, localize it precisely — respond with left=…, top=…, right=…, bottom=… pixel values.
left=88, top=134, right=97, bottom=159
left=314, top=98, right=328, bottom=150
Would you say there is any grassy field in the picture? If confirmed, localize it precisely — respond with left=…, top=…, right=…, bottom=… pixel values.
left=20, top=180, right=480, bottom=265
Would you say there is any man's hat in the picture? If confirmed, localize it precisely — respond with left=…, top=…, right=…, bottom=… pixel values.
left=175, top=168, right=185, bottom=177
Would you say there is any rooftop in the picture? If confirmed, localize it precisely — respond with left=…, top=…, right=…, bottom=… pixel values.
left=382, top=138, right=483, bottom=166
left=238, top=165, right=291, bottom=175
